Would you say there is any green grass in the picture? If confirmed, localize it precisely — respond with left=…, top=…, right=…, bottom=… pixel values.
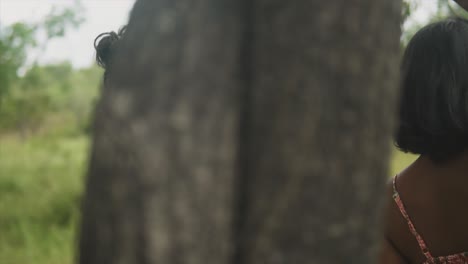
left=0, top=132, right=89, bottom=264
left=390, top=147, right=418, bottom=176
left=0, top=130, right=418, bottom=264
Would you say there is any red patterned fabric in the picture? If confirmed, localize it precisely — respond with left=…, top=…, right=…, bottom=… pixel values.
left=392, top=176, right=468, bottom=264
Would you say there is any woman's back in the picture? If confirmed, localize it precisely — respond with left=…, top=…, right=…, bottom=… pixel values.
left=382, top=16, right=468, bottom=263
left=384, top=155, right=468, bottom=263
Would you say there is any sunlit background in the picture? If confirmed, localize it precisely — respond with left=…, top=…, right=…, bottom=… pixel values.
left=0, top=1, right=134, bottom=263
left=0, top=0, right=133, bottom=68
left=0, top=0, right=459, bottom=263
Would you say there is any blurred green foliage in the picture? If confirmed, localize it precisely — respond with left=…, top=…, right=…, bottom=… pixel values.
left=0, top=62, right=102, bottom=135
left=0, top=3, right=102, bottom=263
left=0, top=2, right=96, bottom=136
left=0, top=134, right=89, bottom=264
left=0, top=22, right=37, bottom=99
left=0, top=3, right=84, bottom=98
left=433, top=0, right=468, bottom=21
left=402, top=0, right=468, bottom=44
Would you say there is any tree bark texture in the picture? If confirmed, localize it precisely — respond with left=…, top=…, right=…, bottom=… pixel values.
left=238, top=1, right=401, bottom=263
left=79, top=0, right=402, bottom=263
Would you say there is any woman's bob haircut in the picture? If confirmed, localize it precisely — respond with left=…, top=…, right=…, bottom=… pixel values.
left=396, top=17, right=468, bottom=162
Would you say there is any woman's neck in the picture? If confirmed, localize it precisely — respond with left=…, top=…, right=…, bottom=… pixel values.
left=407, top=153, right=468, bottom=196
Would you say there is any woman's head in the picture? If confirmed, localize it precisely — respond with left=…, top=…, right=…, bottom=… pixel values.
left=94, top=26, right=126, bottom=70
left=396, top=17, right=468, bottom=162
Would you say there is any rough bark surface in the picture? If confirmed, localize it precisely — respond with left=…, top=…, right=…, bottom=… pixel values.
left=79, top=0, right=402, bottom=263
left=238, top=1, right=402, bottom=263
left=79, top=0, right=245, bottom=263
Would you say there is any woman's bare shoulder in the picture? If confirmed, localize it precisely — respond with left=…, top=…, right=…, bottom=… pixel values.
left=379, top=237, right=407, bottom=264
left=382, top=176, right=423, bottom=263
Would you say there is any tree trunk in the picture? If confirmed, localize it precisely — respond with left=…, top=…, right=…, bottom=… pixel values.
left=238, top=1, right=401, bottom=263
left=79, top=0, right=402, bottom=263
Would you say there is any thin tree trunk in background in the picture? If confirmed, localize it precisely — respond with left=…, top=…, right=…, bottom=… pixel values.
left=79, top=0, right=401, bottom=263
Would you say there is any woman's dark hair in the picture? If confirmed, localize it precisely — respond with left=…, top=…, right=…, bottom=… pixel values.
left=396, top=17, right=468, bottom=162
left=94, top=26, right=126, bottom=69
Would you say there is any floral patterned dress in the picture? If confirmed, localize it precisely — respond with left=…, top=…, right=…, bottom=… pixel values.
left=393, top=176, right=468, bottom=264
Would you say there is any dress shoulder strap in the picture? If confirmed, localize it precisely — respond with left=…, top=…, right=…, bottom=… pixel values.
left=392, top=176, right=434, bottom=261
